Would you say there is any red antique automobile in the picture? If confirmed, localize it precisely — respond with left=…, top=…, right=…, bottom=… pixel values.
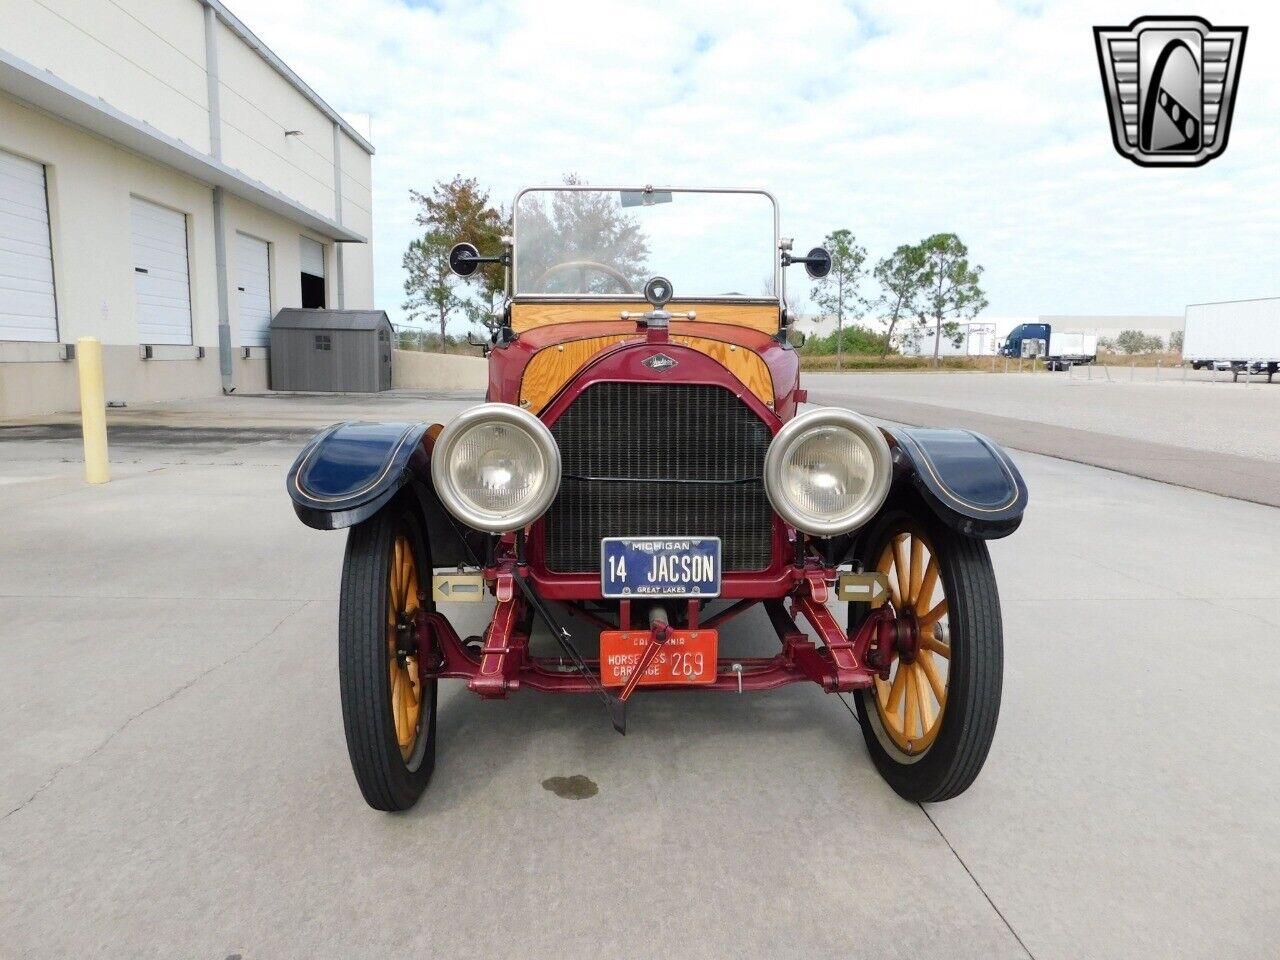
left=287, top=186, right=1027, bottom=811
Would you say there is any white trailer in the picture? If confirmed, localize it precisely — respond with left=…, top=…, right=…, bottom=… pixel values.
left=1046, top=331, right=1098, bottom=370
left=1183, top=299, right=1280, bottom=380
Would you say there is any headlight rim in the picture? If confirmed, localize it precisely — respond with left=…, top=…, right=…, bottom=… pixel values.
left=430, top=403, right=561, bottom=534
left=763, top=407, right=892, bottom=537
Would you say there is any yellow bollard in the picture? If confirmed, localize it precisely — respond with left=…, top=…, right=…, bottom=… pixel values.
left=76, top=336, right=109, bottom=483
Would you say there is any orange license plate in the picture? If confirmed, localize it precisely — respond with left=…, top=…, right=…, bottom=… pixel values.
left=599, top=629, right=718, bottom=687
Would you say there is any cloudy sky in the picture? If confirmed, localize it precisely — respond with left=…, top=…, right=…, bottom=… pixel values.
left=236, top=0, right=1279, bottom=329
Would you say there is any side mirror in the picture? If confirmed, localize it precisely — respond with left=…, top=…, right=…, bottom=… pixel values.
left=787, top=328, right=807, bottom=348
left=803, top=247, right=832, bottom=280
left=448, top=242, right=480, bottom=277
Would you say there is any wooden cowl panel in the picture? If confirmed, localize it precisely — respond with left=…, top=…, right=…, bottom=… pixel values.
left=521, top=333, right=775, bottom=412
left=511, top=301, right=780, bottom=336
left=486, top=318, right=801, bottom=419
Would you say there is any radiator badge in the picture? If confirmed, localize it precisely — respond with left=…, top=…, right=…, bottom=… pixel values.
left=642, top=353, right=678, bottom=372
left=1094, top=16, right=1247, bottom=167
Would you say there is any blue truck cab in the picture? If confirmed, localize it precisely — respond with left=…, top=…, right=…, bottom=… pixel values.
left=1000, top=322, right=1050, bottom=358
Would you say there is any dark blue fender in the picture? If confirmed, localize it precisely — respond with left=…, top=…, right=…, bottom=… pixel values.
left=883, top=427, right=1028, bottom=539
left=286, top=421, right=476, bottom=565
left=287, top=421, right=432, bottom=530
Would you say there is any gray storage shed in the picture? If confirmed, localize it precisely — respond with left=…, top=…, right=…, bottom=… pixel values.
left=270, top=309, right=393, bottom=392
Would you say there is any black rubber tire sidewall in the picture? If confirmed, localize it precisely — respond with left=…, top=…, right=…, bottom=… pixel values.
left=338, top=498, right=438, bottom=811
left=849, top=508, right=1003, bottom=803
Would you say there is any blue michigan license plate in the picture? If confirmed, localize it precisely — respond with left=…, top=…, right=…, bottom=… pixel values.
left=600, top=537, right=722, bottom=599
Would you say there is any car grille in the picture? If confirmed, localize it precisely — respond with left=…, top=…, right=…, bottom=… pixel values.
left=544, top=382, right=775, bottom=573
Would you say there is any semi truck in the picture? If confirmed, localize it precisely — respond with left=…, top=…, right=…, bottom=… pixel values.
left=1183, top=299, right=1280, bottom=381
left=999, top=323, right=1098, bottom=371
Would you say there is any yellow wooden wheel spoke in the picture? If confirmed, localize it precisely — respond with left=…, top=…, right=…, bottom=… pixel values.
left=919, top=598, right=948, bottom=627
left=909, top=536, right=924, bottom=603
left=892, top=535, right=910, bottom=608
left=885, top=664, right=907, bottom=725
left=921, top=633, right=951, bottom=658
left=918, top=649, right=946, bottom=704
left=915, top=558, right=939, bottom=615
left=904, top=665, right=920, bottom=739
left=877, top=546, right=902, bottom=609
left=915, top=663, right=935, bottom=731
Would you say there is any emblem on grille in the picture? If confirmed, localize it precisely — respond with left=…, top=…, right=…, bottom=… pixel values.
left=642, top=353, right=678, bottom=372
left=1094, top=16, right=1247, bottom=167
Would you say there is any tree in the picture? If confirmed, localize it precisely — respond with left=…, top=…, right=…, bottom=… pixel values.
left=401, top=231, right=464, bottom=348
left=915, top=234, right=987, bottom=368
left=1169, top=329, right=1184, bottom=353
left=409, top=176, right=509, bottom=336
left=1115, top=329, right=1145, bottom=354
left=810, top=229, right=869, bottom=371
left=872, top=244, right=928, bottom=358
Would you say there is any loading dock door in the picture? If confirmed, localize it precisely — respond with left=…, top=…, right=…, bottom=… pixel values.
left=235, top=233, right=271, bottom=346
left=130, top=197, right=192, bottom=344
left=0, top=149, right=58, bottom=342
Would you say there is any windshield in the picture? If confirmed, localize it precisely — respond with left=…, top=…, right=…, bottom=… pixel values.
left=513, top=188, right=777, bottom=299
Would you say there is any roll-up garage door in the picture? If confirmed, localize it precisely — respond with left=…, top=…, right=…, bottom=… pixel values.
left=300, top=236, right=325, bottom=277
left=0, top=149, right=58, bottom=342
left=131, top=197, right=192, bottom=345
left=235, top=233, right=271, bottom=347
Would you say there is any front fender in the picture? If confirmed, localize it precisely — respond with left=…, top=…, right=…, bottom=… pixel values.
left=884, top=427, right=1028, bottom=539
left=287, top=421, right=431, bottom=530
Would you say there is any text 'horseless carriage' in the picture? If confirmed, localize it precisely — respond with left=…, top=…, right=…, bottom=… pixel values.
left=287, top=186, right=1028, bottom=811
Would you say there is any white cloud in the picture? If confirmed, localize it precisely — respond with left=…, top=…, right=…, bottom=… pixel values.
left=232, top=0, right=1280, bottom=328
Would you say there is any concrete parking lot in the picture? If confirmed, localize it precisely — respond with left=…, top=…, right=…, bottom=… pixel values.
left=2, top=385, right=1278, bottom=959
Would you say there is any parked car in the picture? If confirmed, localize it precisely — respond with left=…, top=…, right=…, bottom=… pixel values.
left=287, top=185, right=1028, bottom=811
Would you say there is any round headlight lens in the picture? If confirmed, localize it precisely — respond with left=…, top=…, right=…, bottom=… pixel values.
left=431, top=405, right=561, bottom=532
left=764, top=409, right=891, bottom=536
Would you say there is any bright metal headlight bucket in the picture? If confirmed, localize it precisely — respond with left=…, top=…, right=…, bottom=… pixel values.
left=430, top=404, right=561, bottom=533
left=763, top=407, right=892, bottom=537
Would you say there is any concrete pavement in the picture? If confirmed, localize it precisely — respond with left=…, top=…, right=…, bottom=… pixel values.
left=1, top=394, right=1278, bottom=959
left=807, top=371, right=1280, bottom=506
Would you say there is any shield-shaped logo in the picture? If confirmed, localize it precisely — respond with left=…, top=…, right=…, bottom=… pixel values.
left=642, top=353, right=678, bottom=372
left=1094, top=16, right=1247, bottom=167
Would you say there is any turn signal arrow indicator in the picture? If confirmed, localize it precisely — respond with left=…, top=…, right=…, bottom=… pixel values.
left=432, top=573, right=485, bottom=602
left=836, top=572, right=890, bottom=607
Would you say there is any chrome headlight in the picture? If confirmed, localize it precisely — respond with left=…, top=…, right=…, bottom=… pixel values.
left=763, top=408, right=892, bottom=536
left=430, top=404, right=561, bottom=533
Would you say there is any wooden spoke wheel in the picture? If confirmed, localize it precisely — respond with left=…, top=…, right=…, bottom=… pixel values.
left=338, top=499, right=438, bottom=811
left=849, top=509, right=1002, bottom=803
left=388, top=533, right=423, bottom=760
left=872, top=526, right=950, bottom=755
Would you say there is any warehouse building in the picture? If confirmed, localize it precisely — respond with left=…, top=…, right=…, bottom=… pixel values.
left=0, top=0, right=374, bottom=418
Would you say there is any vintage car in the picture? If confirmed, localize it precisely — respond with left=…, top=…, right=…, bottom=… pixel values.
left=287, top=185, right=1027, bottom=811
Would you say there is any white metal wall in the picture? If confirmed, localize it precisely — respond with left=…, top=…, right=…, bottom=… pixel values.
left=0, top=148, right=58, bottom=342
left=235, top=232, right=271, bottom=346
left=130, top=196, right=192, bottom=345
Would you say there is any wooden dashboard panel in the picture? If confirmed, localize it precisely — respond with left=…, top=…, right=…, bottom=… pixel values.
left=512, top=301, right=780, bottom=336
left=520, top=334, right=775, bottom=413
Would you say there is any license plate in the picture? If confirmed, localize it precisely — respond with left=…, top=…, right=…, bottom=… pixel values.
left=600, top=537, right=721, bottom=599
left=599, top=629, right=718, bottom=687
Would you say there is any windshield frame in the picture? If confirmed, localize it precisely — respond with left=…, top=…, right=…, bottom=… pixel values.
left=510, top=185, right=780, bottom=303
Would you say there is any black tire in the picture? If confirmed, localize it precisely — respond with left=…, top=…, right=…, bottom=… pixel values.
left=849, top=509, right=1002, bottom=802
left=339, top=498, right=438, bottom=811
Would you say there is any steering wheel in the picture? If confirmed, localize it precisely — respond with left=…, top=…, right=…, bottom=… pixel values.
left=533, top=260, right=636, bottom=294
